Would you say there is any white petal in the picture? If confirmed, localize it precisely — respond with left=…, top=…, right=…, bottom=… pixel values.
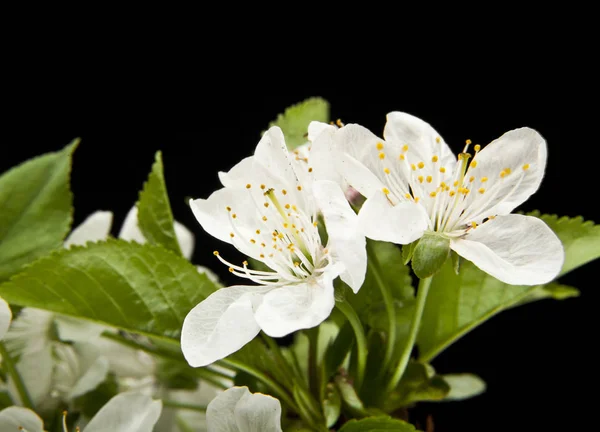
left=254, top=127, right=298, bottom=187
left=254, top=264, right=340, bottom=338
left=206, top=386, right=248, bottom=432
left=118, top=206, right=146, bottom=243
left=235, top=390, right=282, bottom=432
left=64, top=211, right=113, bottom=247
left=68, top=356, right=109, bottom=399
left=383, top=112, right=456, bottom=171
left=197, top=265, right=222, bottom=286
left=358, top=190, right=429, bottom=244
left=337, top=152, right=386, bottom=200
left=312, top=180, right=366, bottom=292
left=84, top=391, right=162, bottom=432
left=13, top=344, right=53, bottom=405
left=4, top=308, right=54, bottom=356
left=218, top=156, right=255, bottom=188
left=307, top=123, right=343, bottom=186
left=174, top=220, right=195, bottom=260
left=465, top=127, right=547, bottom=217
left=76, top=338, right=155, bottom=379
left=181, top=286, right=269, bottom=367
left=308, top=121, right=335, bottom=142
left=0, top=406, right=45, bottom=432
left=450, top=214, right=564, bottom=285
left=0, top=298, right=11, bottom=340
left=54, top=315, right=108, bottom=342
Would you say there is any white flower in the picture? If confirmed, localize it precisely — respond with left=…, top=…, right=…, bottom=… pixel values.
left=182, top=126, right=366, bottom=367
left=0, top=391, right=162, bottom=432
left=322, top=112, right=563, bottom=285
left=0, top=297, right=12, bottom=340
left=206, top=386, right=281, bottom=432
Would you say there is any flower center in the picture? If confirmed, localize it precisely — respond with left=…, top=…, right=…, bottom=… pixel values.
left=377, top=139, right=534, bottom=237
left=214, top=184, right=326, bottom=286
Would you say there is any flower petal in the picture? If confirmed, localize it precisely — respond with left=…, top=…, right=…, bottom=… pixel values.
left=118, top=206, right=146, bottom=243
left=307, top=123, right=343, bottom=185
left=383, top=111, right=456, bottom=171
left=235, top=390, right=282, bottom=432
left=54, top=315, right=107, bottom=342
left=181, top=286, right=270, bottom=367
left=206, top=386, right=249, bottom=432
left=174, top=220, right=195, bottom=260
left=254, top=127, right=298, bottom=187
left=0, top=406, right=45, bottom=432
left=254, top=264, right=340, bottom=338
left=462, top=127, right=547, bottom=218
left=450, top=214, right=564, bottom=285
left=84, top=391, right=162, bottom=432
left=64, top=211, right=113, bottom=247
left=312, top=180, right=366, bottom=292
left=12, top=344, right=53, bottom=405
left=0, top=298, right=11, bottom=340
left=337, top=152, right=386, bottom=200
left=308, top=121, right=335, bottom=142
left=68, top=356, right=109, bottom=399
left=358, top=190, right=429, bottom=244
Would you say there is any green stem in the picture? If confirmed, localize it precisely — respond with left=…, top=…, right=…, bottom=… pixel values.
left=335, top=301, right=367, bottom=391
left=386, top=276, right=432, bottom=392
left=218, top=358, right=299, bottom=413
left=366, top=240, right=396, bottom=374
left=305, top=327, right=321, bottom=399
left=260, top=333, right=298, bottom=389
left=162, top=399, right=207, bottom=412
left=0, top=341, right=34, bottom=409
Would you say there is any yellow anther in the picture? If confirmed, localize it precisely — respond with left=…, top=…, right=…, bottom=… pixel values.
left=229, top=267, right=234, bottom=272
left=243, top=260, right=248, bottom=266
left=376, top=142, right=384, bottom=150
left=469, top=176, right=475, bottom=183
left=213, top=251, right=219, bottom=256
left=269, top=253, right=274, bottom=257
left=418, top=175, right=424, bottom=183
left=411, top=164, right=417, bottom=171
left=466, top=139, right=472, bottom=145
left=426, top=176, right=432, bottom=183
left=250, top=239, right=256, bottom=243
left=523, top=164, right=530, bottom=171
left=285, top=204, right=290, bottom=209
left=313, top=221, right=318, bottom=226
left=229, top=233, right=234, bottom=238
left=500, top=170, right=507, bottom=178
left=256, top=229, right=260, bottom=234
left=439, top=167, right=446, bottom=173
left=308, top=167, right=313, bottom=172
left=226, top=206, right=231, bottom=212
left=384, top=167, right=390, bottom=174
left=246, top=184, right=251, bottom=189
left=402, top=144, right=409, bottom=152
left=260, top=184, right=266, bottom=189
left=232, top=213, right=237, bottom=218
left=379, top=152, right=385, bottom=160
left=382, top=187, right=390, bottom=195
left=261, top=243, right=266, bottom=247
left=481, top=177, right=488, bottom=182
left=399, top=154, right=405, bottom=160
left=414, top=197, right=420, bottom=203
left=436, top=137, right=441, bottom=143
left=260, top=254, right=265, bottom=258
left=336, top=119, right=344, bottom=127
left=282, top=189, right=287, bottom=195
left=471, top=221, right=478, bottom=228
left=449, top=190, right=456, bottom=197
left=405, top=193, right=412, bottom=199
left=489, top=215, right=496, bottom=220
left=440, top=182, right=447, bottom=189
left=418, top=161, right=425, bottom=169
left=470, top=160, right=478, bottom=168
left=264, top=202, right=269, bottom=207
left=292, top=205, right=297, bottom=211
left=474, top=144, right=481, bottom=152
left=453, top=181, right=459, bottom=187
left=430, top=191, right=437, bottom=198
left=297, top=185, right=302, bottom=191
left=432, top=155, right=439, bottom=162
left=478, top=188, right=486, bottom=194
left=283, top=223, right=289, bottom=228
left=300, top=228, right=304, bottom=232
left=294, top=261, right=300, bottom=267
left=262, top=216, right=268, bottom=221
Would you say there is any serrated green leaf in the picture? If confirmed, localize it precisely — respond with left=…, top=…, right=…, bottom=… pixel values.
left=338, top=416, right=419, bottom=432
left=440, top=373, right=486, bottom=401
left=532, top=211, right=600, bottom=276
left=417, top=212, right=595, bottom=362
left=268, top=97, right=330, bottom=150
left=0, top=140, right=78, bottom=281
left=0, top=239, right=216, bottom=341
left=136, top=151, right=182, bottom=255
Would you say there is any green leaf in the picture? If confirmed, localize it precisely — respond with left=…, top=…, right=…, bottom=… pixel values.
left=385, top=362, right=449, bottom=410
left=338, top=416, right=419, bottom=432
left=0, top=239, right=216, bottom=341
left=323, top=383, right=342, bottom=428
left=440, top=373, right=486, bottom=401
left=0, top=140, right=78, bottom=282
left=531, top=211, right=600, bottom=276
left=268, top=97, right=330, bottom=150
left=136, top=151, right=182, bottom=255
left=417, top=212, right=596, bottom=362
left=411, top=233, right=450, bottom=279
left=334, top=374, right=370, bottom=418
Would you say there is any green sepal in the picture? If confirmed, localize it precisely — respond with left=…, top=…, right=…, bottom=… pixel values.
left=411, top=233, right=450, bottom=279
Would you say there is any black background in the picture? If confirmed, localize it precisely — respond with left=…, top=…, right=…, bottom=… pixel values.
left=2, top=41, right=596, bottom=432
